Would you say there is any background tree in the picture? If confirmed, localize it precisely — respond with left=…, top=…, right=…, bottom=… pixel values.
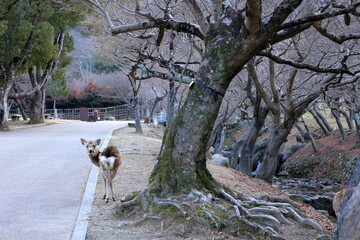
left=47, top=69, right=70, bottom=119
left=0, top=0, right=83, bottom=129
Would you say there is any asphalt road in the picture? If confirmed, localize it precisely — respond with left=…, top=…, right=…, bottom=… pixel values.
left=0, top=121, right=127, bottom=240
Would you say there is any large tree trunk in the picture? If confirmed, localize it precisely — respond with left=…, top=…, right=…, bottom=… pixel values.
left=0, top=69, right=16, bottom=131
left=256, top=122, right=294, bottom=183
left=237, top=107, right=268, bottom=176
left=0, top=91, right=10, bottom=131
left=26, top=87, right=46, bottom=124
left=148, top=46, right=235, bottom=195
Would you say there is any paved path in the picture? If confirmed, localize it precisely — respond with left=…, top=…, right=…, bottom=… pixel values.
left=0, top=121, right=127, bottom=240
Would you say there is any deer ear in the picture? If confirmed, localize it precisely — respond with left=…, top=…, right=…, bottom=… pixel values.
left=95, top=139, right=101, bottom=146
left=80, top=138, right=87, bottom=145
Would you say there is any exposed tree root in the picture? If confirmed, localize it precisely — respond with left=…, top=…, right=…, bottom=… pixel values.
left=115, top=185, right=329, bottom=239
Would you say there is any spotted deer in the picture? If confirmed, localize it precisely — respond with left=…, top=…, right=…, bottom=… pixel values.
left=80, top=138, right=121, bottom=203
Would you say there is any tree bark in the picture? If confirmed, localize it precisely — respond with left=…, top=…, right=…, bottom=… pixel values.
left=25, top=86, right=46, bottom=124
left=302, top=118, right=318, bottom=152
left=332, top=108, right=346, bottom=140
left=237, top=107, right=268, bottom=176
left=0, top=68, right=16, bottom=131
left=256, top=126, right=293, bottom=182
left=149, top=44, right=234, bottom=196
left=0, top=88, right=11, bottom=131
left=294, top=122, right=309, bottom=140
left=356, top=119, right=360, bottom=145
left=314, top=106, right=333, bottom=132
left=166, top=79, right=175, bottom=127
left=339, top=109, right=354, bottom=132
left=134, top=96, right=143, bottom=134
left=14, top=99, right=28, bottom=121
left=309, top=108, right=330, bottom=136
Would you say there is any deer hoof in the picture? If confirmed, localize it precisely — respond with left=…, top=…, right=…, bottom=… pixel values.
left=105, top=199, right=109, bottom=203
left=103, top=195, right=106, bottom=199
left=112, top=197, right=116, bottom=201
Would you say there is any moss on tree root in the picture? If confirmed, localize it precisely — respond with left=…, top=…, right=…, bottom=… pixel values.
left=114, top=183, right=324, bottom=239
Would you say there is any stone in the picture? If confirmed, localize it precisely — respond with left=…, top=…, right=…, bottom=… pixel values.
left=290, top=142, right=305, bottom=153
left=210, top=154, right=229, bottom=167
left=304, top=196, right=335, bottom=216
left=287, top=194, right=304, bottom=203
left=318, top=210, right=330, bottom=218
left=278, top=171, right=289, bottom=177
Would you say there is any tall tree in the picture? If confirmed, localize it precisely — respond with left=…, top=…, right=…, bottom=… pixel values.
left=0, top=0, right=83, bottom=129
left=47, top=69, right=70, bottom=119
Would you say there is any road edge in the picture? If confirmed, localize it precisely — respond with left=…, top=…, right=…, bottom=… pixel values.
left=70, top=129, right=114, bottom=240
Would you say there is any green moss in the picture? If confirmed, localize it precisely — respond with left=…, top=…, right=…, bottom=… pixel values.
left=196, top=204, right=226, bottom=230
left=256, top=23, right=266, bottom=39
left=232, top=218, right=266, bottom=240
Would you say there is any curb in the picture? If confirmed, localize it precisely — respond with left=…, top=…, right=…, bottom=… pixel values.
left=71, top=129, right=114, bottom=240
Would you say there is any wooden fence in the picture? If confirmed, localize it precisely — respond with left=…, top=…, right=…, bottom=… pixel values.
left=10, top=104, right=143, bottom=121
left=45, top=104, right=143, bottom=120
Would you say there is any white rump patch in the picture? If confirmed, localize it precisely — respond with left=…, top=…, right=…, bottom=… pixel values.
left=99, top=156, right=116, bottom=170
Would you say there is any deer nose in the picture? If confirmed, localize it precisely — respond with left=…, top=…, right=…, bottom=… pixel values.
left=89, top=150, right=93, bottom=154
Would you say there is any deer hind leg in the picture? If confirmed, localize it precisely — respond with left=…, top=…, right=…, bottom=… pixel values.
left=102, top=170, right=111, bottom=203
left=109, top=178, right=115, bottom=201
left=101, top=172, right=107, bottom=200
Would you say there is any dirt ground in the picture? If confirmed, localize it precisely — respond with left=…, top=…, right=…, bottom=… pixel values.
left=86, top=124, right=334, bottom=240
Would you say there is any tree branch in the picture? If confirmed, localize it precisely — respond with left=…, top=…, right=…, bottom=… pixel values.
left=183, top=0, right=209, bottom=34
left=258, top=51, right=352, bottom=75
left=247, top=60, right=278, bottom=112
left=279, top=3, right=360, bottom=30
left=112, top=18, right=203, bottom=39
left=245, top=0, right=261, bottom=36
left=83, top=0, right=204, bottom=39
left=138, top=64, right=194, bottom=84
left=265, top=0, right=303, bottom=35
left=313, top=21, right=360, bottom=44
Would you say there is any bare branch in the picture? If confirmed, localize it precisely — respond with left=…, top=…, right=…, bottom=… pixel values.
left=279, top=2, right=360, bottom=30
left=313, top=21, right=360, bottom=44
left=82, top=0, right=204, bottom=39
left=268, top=60, right=279, bottom=104
left=258, top=51, right=352, bottom=75
left=265, top=0, right=303, bottom=34
left=138, top=64, right=194, bottom=84
left=247, top=60, right=279, bottom=112
left=183, top=0, right=209, bottom=34
left=111, top=18, right=203, bottom=39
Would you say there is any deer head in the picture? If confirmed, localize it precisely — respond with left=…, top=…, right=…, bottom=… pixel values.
left=80, top=138, right=101, bottom=157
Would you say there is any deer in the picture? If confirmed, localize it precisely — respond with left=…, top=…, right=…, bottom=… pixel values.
left=80, top=138, right=121, bottom=203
